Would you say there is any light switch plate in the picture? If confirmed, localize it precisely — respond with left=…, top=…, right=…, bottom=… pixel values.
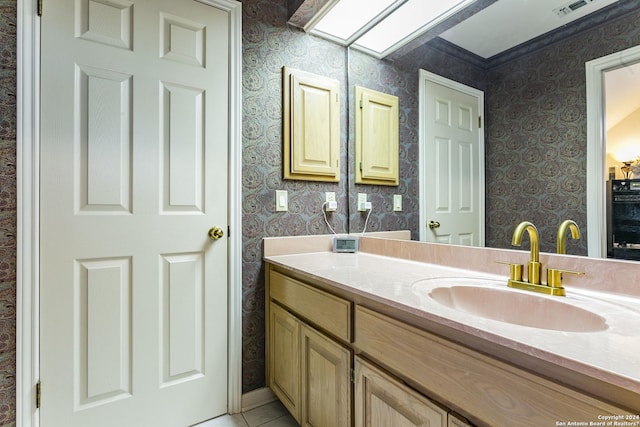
left=275, top=190, right=288, bottom=212
left=393, top=194, right=402, bottom=211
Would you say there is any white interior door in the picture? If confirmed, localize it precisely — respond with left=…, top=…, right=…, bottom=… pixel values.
left=40, top=0, right=231, bottom=425
left=419, top=70, right=485, bottom=246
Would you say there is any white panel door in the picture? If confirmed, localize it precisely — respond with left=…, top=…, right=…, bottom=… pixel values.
left=40, top=0, right=231, bottom=426
left=420, top=71, right=484, bottom=245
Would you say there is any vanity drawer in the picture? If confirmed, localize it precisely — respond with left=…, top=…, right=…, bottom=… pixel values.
left=270, top=270, right=352, bottom=342
left=355, top=305, right=629, bottom=426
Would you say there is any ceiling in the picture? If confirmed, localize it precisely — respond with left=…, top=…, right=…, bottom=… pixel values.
left=308, top=0, right=622, bottom=59
left=308, top=0, right=640, bottom=142
left=439, top=0, right=619, bottom=59
left=438, top=0, right=640, bottom=155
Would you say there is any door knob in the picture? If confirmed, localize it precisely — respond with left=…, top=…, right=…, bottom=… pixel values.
left=208, top=226, right=224, bottom=240
left=428, top=221, right=440, bottom=229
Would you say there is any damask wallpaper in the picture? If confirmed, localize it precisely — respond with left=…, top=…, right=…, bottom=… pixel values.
left=484, top=2, right=640, bottom=254
left=0, top=0, right=638, bottom=423
left=0, top=0, right=15, bottom=425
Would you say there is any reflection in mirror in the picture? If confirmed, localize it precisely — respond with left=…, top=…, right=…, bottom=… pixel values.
left=604, top=63, right=640, bottom=179
left=345, top=0, right=640, bottom=257
left=586, top=43, right=640, bottom=259
left=418, top=70, right=485, bottom=247
left=602, top=57, right=640, bottom=261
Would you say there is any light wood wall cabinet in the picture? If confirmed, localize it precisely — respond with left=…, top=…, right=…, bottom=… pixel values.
left=282, top=66, right=341, bottom=182
left=267, top=269, right=351, bottom=426
left=355, top=86, right=399, bottom=186
left=266, top=263, right=630, bottom=427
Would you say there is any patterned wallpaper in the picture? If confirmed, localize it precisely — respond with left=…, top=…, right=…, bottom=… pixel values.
left=484, top=3, right=640, bottom=254
left=241, top=0, right=349, bottom=391
left=0, top=0, right=15, bottom=424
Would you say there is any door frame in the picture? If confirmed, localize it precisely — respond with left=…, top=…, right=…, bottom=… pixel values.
left=418, top=69, right=485, bottom=244
left=17, top=1, right=243, bottom=425
left=585, top=43, right=640, bottom=258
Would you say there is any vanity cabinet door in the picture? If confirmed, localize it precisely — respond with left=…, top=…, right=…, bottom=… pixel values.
left=354, top=356, right=447, bottom=427
left=269, top=300, right=352, bottom=426
left=300, top=323, right=351, bottom=427
left=269, top=302, right=301, bottom=422
left=448, top=413, right=473, bottom=427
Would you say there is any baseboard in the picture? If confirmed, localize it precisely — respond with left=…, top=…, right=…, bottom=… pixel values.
left=241, top=387, right=277, bottom=412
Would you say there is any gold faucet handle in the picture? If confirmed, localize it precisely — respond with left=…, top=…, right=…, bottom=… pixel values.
left=547, top=268, right=585, bottom=288
left=495, top=261, right=523, bottom=281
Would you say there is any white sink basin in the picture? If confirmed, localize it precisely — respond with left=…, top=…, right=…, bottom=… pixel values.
left=413, top=278, right=608, bottom=332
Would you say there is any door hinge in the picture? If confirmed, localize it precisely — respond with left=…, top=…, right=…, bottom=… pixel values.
left=227, top=225, right=230, bottom=238
left=478, top=116, right=482, bottom=129
left=36, top=381, right=41, bottom=409
left=359, top=161, right=363, bottom=172
left=359, top=99, right=363, bottom=109
left=37, top=0, right=43, bottom=16
left=350, top=368, right=355, bottom=384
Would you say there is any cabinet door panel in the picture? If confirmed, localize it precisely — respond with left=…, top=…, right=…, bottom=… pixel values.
left=355, top=356, right=446, bottom=427
left=355, top=86, right=399, bottom=185
left=301, top=323, right=351, bottom=427
left=283, top=66, right=340, bottom=182
left=269, top=303, right=300, bottom=422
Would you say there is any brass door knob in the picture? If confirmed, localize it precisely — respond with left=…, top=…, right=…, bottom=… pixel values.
left=428, top=221, right=440, bottom=229
left=208, top=226, right=224, bottom=240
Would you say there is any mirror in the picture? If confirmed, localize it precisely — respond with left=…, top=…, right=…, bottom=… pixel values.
left=344, top=1, right=640, bottom=257
left=585, top=43, right=640, bottom=259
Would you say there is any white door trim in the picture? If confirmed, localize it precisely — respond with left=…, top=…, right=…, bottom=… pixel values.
left=418, top=69, right=485, bottom=244
left=585, top=44, right=640, bottom=258
left=16, top=1, right=243, bottom=425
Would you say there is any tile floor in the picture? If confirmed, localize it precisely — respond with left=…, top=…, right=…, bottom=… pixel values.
left=193, top=400, right=298, bottom=427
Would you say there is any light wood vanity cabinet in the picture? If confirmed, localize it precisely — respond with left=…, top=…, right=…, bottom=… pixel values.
left=267, top=269, right=351, bottom=426
left=355, top=305, right=629, bottom=426
left=266, top=264, right=628, bottom=427
left=354, top=356, right=449, bottom=427
left=269, top=303, right=300, bottom=418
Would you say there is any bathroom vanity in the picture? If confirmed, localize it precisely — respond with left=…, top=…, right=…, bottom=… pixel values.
left=264, top=234, right=640, bottom=427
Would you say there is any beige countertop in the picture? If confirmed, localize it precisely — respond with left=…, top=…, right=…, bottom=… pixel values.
left=264, top=234, right=640, bottom=411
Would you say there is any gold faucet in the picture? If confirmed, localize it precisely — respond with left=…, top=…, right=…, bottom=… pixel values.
left=511, top=221, right=541, bottom=285
left=501, top=221, right=584, bottom=296
left=556, top=219, right=580, bottom=254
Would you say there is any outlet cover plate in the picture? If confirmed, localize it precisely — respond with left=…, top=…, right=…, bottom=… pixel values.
left=357, top=193, right=368, bottom=211
left=325, top=192, right=337, bottom=211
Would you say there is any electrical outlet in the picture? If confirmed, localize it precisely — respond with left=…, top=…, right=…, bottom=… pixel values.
left=393, top=194, right=402, bottom=212
left=357, top=193, right=368, bottom=211
left=275, top=190, right=288, bottom=212
left=325, top=192, right=337, bottom=211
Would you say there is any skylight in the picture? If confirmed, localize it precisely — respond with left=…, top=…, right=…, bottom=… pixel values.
left=310, top=0, right=477, bottom=58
